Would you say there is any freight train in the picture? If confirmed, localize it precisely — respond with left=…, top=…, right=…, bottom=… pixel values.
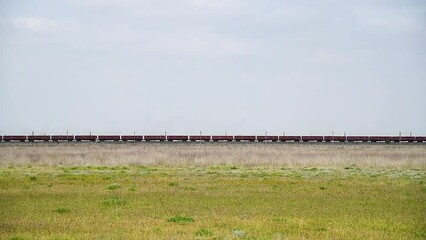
left=0, top=135, right=425, bottom=143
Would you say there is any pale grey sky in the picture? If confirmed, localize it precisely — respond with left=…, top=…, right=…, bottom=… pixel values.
left=0, top=0, right=425, bottom=136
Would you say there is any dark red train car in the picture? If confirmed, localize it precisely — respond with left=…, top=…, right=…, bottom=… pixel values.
left=167, top=135, right=188, bottom=141
left=346, top=136, right=370, bottom=142
left=211, top=136, right=233, bottom=141
left=370, top=136, right=391, bottom=142
left=234, top=136, right=256, bottom=142
left=98, top=135, right=121, bottom=141
left=28, top=135, right=51, bottom=142
left=391, top=136, right=416, bottom=142
left=189, top=135, right=211, bottom=141
left=3, top=135, right=27, bottom=142
left=256, top=136, right=279, bottom=142
left=301, top=136, right=323, bottom=142
left=51, top=135, right=74, bottom=141
left=121, top=135, right=144, bottom=141
left=324, top=136, right=346, bottom=142
left=279, top=136, right=301, bottom=142
left=324, top=136, right=333, bottom=142
left=333, top=136, right=347, bottom=142
left=399, top=136, right=415, bottom=142
left=0, top=135, right=2, bottom=141
left=75, top=135, right=97, bottom=141
left=416, top=136, right=426, bottom=143
left=144, top=135, right=166, bottom=141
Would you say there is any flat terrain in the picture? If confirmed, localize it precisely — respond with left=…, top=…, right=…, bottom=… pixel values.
left=0, top=143, right=425, bottom=239
left=1, top=142, right=425, bottom=168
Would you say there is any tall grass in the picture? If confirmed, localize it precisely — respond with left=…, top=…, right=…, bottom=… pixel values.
left=0, top=143, right=425, bottom=169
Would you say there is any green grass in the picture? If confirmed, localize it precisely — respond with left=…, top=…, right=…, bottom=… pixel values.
left=54, top=207, right=70, bottom=214
left=107, top=183, right=120, bottom=190
left=167, top=216, right=194, bottom=223
left=0, top=165, right=425, bottom=239
left=196, top=228, right=214, bottom=237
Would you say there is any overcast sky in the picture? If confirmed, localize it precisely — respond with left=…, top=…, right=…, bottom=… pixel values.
left=0, top=0, right=425, bottom=136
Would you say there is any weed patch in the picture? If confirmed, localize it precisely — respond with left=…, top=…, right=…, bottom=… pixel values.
left=102, top=196, right=127, bottom=207
left=102, top=176, right=112, bottom=180
left=168, top=182, right=179, bottom=187
left=10, top=237, right=25, bottom=240
left=55, top=208, right=70, bottom=214
left=272, top=217, right=287, bottom=222
left=196, top=228, right=213, bottom=237
left=233, top=229, right=246, bottom=238
left=107, top=183, right=120, bottom=190
left=315, top=227, right=327, bottom=232
left=167, top=216, right=194, bottom=223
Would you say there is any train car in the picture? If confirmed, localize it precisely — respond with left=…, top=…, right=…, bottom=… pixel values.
left=279, top=136, right=301, bottom=142
left=3, top=135, right=27, bottom=142
left=28, top=135, right=50, bottom=142
left=416, top=136, right=426, bottom=143
left=189, top=135, right=211, bottom=141
left=370, top=136, right=391, bottom=142
left=324, top=136, right=333, bottom=142
left=346, top=136, right=370, bottom=142
left=256, top=136, right=279, bottom=142
left=400, top=136, right=416, bottom=142
left=333, top=136, right=347, bottom=142
left=391, top=136, right=416, bottom=142
left=75, top=135, right=97, bottom=142
left=0, top=135, right=2, bottom=142
left=98, top=135, right=121, bottom=142
left=167, top=135, right=189, bottom=141
left=211, top=136, right=233, bottom=142
left=301, top=136, right=323, bottom=142
left=234, top=136, right=256, bottom=142
left=144, top=135, right=166, bottom=141
left=121, top=135, right=144, bottom=141
left=51, top=135, right=74, bottom=142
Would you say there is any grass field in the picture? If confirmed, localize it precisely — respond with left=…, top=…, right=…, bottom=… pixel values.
left=0, top=143, right=425, bottom=239
left=1, top=143, right=425, bottom=168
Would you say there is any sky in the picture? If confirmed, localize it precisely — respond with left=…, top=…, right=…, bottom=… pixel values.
left=0, top=0, right=425, bottom=136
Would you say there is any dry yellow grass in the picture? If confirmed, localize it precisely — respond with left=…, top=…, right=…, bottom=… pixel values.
left=0, top=142, right=425, bottom=169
